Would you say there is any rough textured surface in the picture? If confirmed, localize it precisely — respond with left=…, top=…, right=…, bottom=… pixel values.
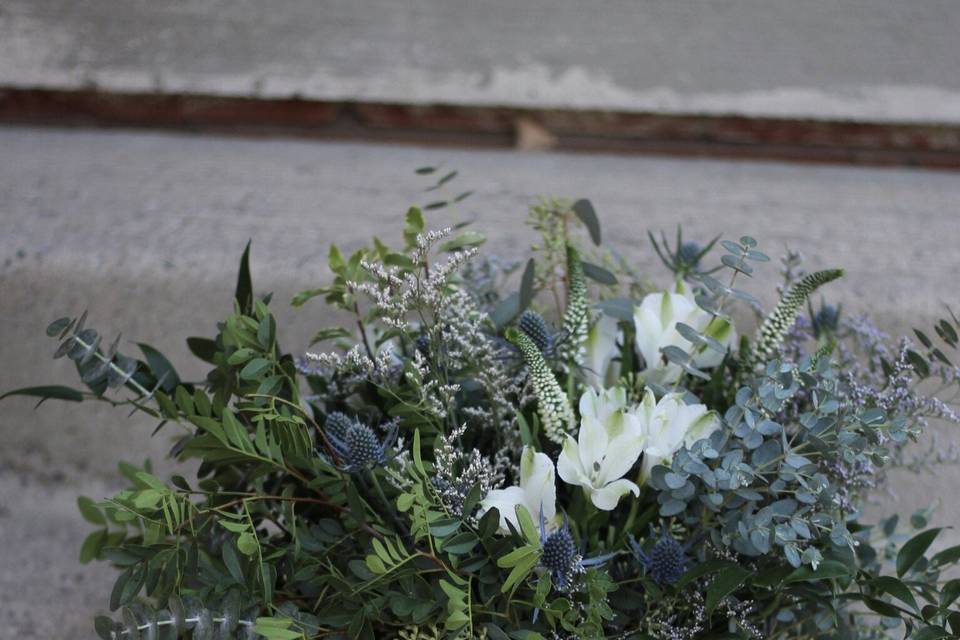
left=2, top=0, right=960, bottom=123
left=1, top=125, right=959, bottom=637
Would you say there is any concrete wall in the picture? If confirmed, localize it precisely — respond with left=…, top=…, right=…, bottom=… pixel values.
left=2, top=0, right=960, bottom=123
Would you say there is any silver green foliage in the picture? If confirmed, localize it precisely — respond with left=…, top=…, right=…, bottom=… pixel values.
left=648, top=355, right=901, bottom=571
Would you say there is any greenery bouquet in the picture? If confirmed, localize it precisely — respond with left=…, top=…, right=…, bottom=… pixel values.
left=9, top=179, right=960, bottom=640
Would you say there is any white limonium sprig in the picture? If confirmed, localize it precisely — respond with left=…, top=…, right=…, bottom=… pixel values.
left=557, top=387, right=646, bottom=510
left=636, top=388, right=721, bottom=483
left=633, top=279, right=736, bottom=383
left=479, top=446, right=557, bottom=533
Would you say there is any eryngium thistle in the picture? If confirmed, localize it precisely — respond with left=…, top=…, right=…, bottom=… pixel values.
left=518, top=310, right=553, bottom=353
left=541, top=522, right=584, bottom=591
left=507, top=327, right=574, bottom=444
left=677, top=241, right=703, bottom=270
left=631, top=531, right=688, bottom=584
left=558, top=244, right=588, bottom=365
left=324, top=411, right=354, bottom=441
left=325, top=418, right=398, bottom=472
left=812, top=303, right=841, bottom=337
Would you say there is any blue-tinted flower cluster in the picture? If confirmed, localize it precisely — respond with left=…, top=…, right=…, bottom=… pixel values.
left=323, top=412, right=398, bottom=473
left=631, top=530, right=688, bottom=584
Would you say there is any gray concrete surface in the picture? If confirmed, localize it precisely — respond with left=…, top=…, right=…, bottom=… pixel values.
left=2, top=0, right=960, bottom=123
left=1, top=125, right=959, bottom=637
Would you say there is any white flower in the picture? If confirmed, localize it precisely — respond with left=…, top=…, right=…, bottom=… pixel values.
left=633, top=280, right=736, bottom=382
left=584, top=313, right=621, bottom=388
left=637, top=388, right=721, bottom=483
left=479, top=446, right=556, bottom=533
left=557, top=387, right=646, bottom=510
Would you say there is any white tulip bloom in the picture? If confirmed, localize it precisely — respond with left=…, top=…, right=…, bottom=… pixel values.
left=584, top=313, right=621, bottom=389
left=479, top=446, right=557, bottom=533
left=633, top=280, right=736, bottom=383
left=557, top=387, right=646, bottom=510
left=637, top=388, right=721, bottom=483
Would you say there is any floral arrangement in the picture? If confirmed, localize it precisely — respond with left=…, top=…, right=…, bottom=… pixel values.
left=8, top=179, right=960, bottom=640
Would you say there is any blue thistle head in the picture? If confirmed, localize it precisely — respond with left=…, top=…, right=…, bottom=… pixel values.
left=812, top=302, right=841, bottom=337
left=631, top=528, right=689, bottom=584
left=518, top=310, right=553, bottom=354
left=324, top=416, right=397, bottom=473
left=414, top=333, right=431, bottom=356
left=540, top=518, right=584, bottom=591
left=677, top=241, right=703, bottom=271
left=324, top=411, right=354, bottom=441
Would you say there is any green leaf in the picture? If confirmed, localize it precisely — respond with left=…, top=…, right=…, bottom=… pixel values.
left=222, top=539, right=245, bottom=584
left=580, top=261, right=617, bottom=285
left=290, top=287, right=326, bottom=307
left=870, top=576, right=919, bottom=612
left=862, top=595, right=903, bottom=618
left=403, top=207, right=426, bottom=247
left=572, top=199, right=601, bottom=245
left=501, top=549, right=541, bottom=593
left=239, top=358, right=272, bottom=380
left=309, top=327, right=352, bottom=346
left=515, top=505, right=539, bottom=546
left=237, top=532, right=259, bottom=556
left=46, top=317, right=72, bottom=337
left=227, top=348, right=256, bottom=365
left=705, top=566, right=751, bottom=614
left=186, top=337, right=218, bottom=364
left=906, top=349, right=931, bottom=377
left=497, top=544, right=538, bottom=568
left=674, top=560, right=739, bottom=590
left=235, top=240, right=253, bottom=314
left=257, top=314, right=276, bottom=349
left=783, top=560, right=850, bottom=583
left=439, top=231, right=486, bottom=252
left=79, top=529, right=107, bottom=564
left=365, top=554, right=387, bottom=574
left=898, top=528, right=942, bottom=577
left=0, top=385, right=84, bottom=405
left=77, top=496, right=106, bottom=525
left=138, top=343, right=181, bottom=390
left=491, top=293, right=521, bottom=329
left=254, top=617, right=302, bottom=640
left=932, top=544, right=960, bottom=568
left=412, top=429, right=426, bottom=475
left=519, top=259, right=536, bottom=312
left=912, top=626, right=952, bottom=640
